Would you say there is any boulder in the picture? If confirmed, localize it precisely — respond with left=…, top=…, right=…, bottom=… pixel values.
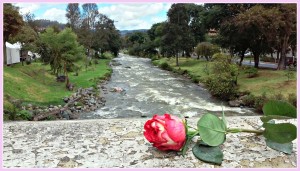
left=228, top=100, right=242, bottom=107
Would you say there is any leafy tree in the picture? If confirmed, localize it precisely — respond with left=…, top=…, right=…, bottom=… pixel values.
left=23, top=12, right=40, bottom=33
left=3, top=3, right=24, bottom=64
left=195, top=42, right=220, bottom=61
left=79, top=3, right=99, bottom=55
left=39, top=27, right=85, bottom=88
left=276, top=4, right=296, bottom=70
left=162, top=3, right=195, bottom=66
left=94, top=14, right=121, bottom=56
left=9, top=24, right=38, bottom=57
left=66, top=3, right=81, bottom=31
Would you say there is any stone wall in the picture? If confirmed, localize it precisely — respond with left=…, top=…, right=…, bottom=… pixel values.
left=2, top=116, right=297, bottom=168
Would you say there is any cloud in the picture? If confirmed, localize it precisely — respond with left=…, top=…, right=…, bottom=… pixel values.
left=99, top=3, right=171, bottom=30
left=37, top=8, right=67, bottom=24
left=14, top=3, right=40, bottom=15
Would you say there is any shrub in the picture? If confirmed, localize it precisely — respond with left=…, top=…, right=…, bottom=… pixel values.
left=245, top=67, right=258, bottom=78
left=242, top=94, right=256, bottom=107
left=159, top=62, right=172, bottom=71
left=26, top=60, right=31, bottom=65
left=204, top=53, right=239, bottom=100
left=94, top=59, right=99, bottom=64
left=254, top=92, right=268, bottom=113
left=205, top=74, right=238, bottom=100
left=288, top=93, right=297, bottom=107
left=17, top=110, right=33, bottom=120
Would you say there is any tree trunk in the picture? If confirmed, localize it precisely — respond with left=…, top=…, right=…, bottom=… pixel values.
left=197, top=55, right=199, bottom=60
left=253, top=54, right=260, bottom=68
left=278, top=35, right=289, bottom=70
left=239, top=54, right=245, bottom=66
left=3, top=43, right=7, bottom=65
left=33, top=95, right=82, bottom=121
left=276, top=50, right=280, bottom=63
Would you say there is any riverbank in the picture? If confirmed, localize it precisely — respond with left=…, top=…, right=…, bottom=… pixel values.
left=152, top=57, right=296, bottom=112
left=4, top=56, right=113, bottom=121
left=3, top=116, right=297, bottom=168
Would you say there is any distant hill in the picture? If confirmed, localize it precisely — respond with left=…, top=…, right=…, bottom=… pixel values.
left=119, top=29, right=148, bottom=36
left=35, top=19, right=66, bottom=30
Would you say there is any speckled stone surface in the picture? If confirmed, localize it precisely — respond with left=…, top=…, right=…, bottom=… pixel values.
left=3, top=116, right=297, bottom=168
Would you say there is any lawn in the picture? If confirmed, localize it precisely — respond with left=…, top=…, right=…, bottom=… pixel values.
left=4, top=58, right=112, bottom=106
left=153, top=57, right=296, bottom=98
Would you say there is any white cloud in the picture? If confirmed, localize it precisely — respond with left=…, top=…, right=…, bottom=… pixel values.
left=99, top=3, right=171, bottom=30
left=37, top=8, right=67, bottom=24
left=14, top=3, right=40, bottom=15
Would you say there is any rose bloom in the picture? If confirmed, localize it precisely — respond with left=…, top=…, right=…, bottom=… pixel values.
left=144, top=114, right=186, bottom=151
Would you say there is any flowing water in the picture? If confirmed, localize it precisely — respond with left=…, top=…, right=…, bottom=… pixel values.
left=81, top=54, right=257, bottom=119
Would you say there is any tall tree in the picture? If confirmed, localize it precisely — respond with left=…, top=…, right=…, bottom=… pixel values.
left=77, top=3, right=99, bottom=70
left=66, top=3, right=81, bottom=31
left=234, top=5, right=272, bottom=68
left=276, top=4, right=296, bottom=70
left=94, top=14, right=121, bottom=56
left=3, top=3, right=24, bottom=64
left=162, top=3, right=194, bottom=66
left=39, top=27, right=85, bottom=88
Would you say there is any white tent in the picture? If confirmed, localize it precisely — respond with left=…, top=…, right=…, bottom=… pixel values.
left=6, top=42, right=21, bottom=65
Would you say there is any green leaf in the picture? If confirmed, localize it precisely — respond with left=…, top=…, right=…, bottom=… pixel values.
left=260, top=115, right=295, bottom=123
left=266, top=139, right=293, bottom=154
left=263, top=123, right=297, bottom=144
left=192, top=141, right=223, bottom=165
left=262, top=100, right=296, bottom=118
left=197, top=113, right=226, bottom=146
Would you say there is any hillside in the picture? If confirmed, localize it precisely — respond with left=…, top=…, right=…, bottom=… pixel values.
left=119, top=29, right=148, bottom=36
left=4, top=59, right=111, bottom=106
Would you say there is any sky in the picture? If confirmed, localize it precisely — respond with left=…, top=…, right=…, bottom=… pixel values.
left=14, top=3, right=173, bottom=30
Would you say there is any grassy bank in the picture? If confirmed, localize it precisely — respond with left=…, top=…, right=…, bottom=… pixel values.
left=4, top=58, right=112, bottom=106
left=152, top=57, right=296, bottom=101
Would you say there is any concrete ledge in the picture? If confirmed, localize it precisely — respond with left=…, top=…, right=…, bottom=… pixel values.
left=3, top=116, right=297, bottom=168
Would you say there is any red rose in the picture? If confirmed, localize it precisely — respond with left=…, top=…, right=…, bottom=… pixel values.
left=144, top=114, right=186, bottom=151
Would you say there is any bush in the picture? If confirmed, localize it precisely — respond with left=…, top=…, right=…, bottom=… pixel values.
left=245, top=67, right=258, bottom=78
left=94, top=59, right=99, bottom=64
left=204, top=53, right=239, bottom=100
left=288, top=93, right=297, bottom=107
left=242, top=94, right=256, bottom=107
left=17, top=110, right=33, bottom=120
left=26, top=60, right=31, bottom=65
left=205, top=74, right=238, bottom=100
left=254, top=92, right=268, bottom=112
left=159, top=62, right=172, bottom=71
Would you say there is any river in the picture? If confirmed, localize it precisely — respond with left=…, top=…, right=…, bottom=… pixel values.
left=81, top=54, right=257, bottom=119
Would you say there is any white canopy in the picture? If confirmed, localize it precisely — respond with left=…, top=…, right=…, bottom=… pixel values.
left=6, top=42, right=21, bottom=65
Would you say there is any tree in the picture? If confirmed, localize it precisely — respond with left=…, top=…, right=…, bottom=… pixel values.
left=39, top=27, right=85, bottom=89
left=23, top=12, right=40, bottom=33
left=195, top=42, right=220, bottom=61
left=9, top=24, right=38, bottom=63
left=162, top=3, right=195, bottom=66
left=94, top=14, right=121, bottom=56
left=66, top=3, right=81, bottom=31
left=3, top=3, right=24, bottom=64
left=276, top=4, right=296, bottom=70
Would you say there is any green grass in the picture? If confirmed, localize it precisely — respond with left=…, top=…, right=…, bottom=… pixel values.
left=153, top=57, right=296, bottom=98
left=238, top=68, right=296, bottom=98
left=4, top=59, right=112, bottom=106
left=69, top=59, right=111, bottom=88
